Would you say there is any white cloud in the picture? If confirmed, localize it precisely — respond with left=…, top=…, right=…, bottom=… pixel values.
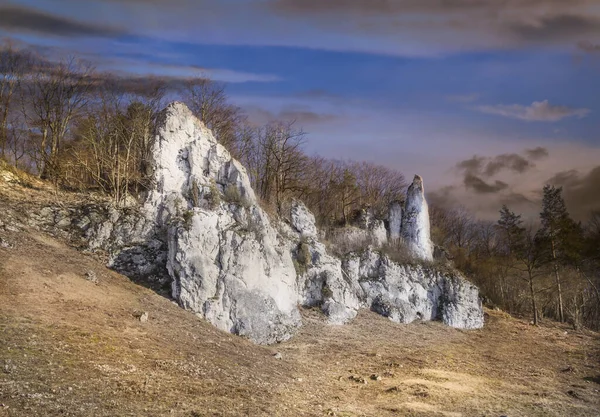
left=475, top=100, right=590, bottom=122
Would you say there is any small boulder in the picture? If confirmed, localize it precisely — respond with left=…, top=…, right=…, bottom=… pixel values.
left=84, top=270, right=98, bottom=284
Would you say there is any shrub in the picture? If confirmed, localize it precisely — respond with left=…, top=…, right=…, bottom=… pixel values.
left=182, top=209, right=194, bottom=231
left=206, top=179, right=221, bottom=210
left=223, top=184, right=251, bottom=208
left=293, top=240, right=312, bottom=276
left=297, top=240, right=312, bottom=265
left=379, top=241, right=415, bottom=265
left=190, top=179, right=200, bottom=207
left=321, top=283, right=333, bottom=299
left=324, top=227, right=376, bottom=258
left=293, top=259, right=305, bottom=276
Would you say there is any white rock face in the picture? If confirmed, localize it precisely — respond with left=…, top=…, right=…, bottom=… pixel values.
left=39, top=102, right=484, bottom=344
left=388, top=200, right=403, bottom=242
left=343, top=249, right=483, bottom=328
left=150, top=102, right=300, bottom=344
left=289, top=201, right=483, bottom=330
left=290, top=199, right=318, bottom=239
left=401, top=175, right=434, bottom=261
left=356, top=209, right=388, bottom=247
left=146, top=102, right=255, bottom=223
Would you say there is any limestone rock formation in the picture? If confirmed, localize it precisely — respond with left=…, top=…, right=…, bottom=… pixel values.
left=290, top=199, right=318, bottom=239
left=151, top=103, right=301, bottom=344
left=388, top=200, right=403, bottom=243
left=401, top=175, right=434, bottom=261
left=28, top=102, right=484, bottom=344
left=343, top=249, right=483, bottom=329
left=289, top=200, right=361, bottom=325
left=290, top=200, right=483, bottom=329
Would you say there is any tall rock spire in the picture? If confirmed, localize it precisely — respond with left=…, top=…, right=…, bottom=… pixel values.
left=401, top=175, right=434, bottom=261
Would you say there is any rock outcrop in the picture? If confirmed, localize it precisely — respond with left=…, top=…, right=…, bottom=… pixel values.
left=29, top=102, right=484, bottom=343
left=343, top=249, right=483, bottom=328
left=388, top=200, right=403, bottom=243
left=290, top=200, right=483, bottom=330
left=149, top=103, right=300, bottom=344
left=401, top=175, right=434, bottom=261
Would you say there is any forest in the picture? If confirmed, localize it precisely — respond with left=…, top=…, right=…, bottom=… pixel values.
left=1, top=39, right=599, bottom=331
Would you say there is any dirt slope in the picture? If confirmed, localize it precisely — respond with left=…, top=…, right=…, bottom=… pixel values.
left=0, top=173, right=599, bottom=417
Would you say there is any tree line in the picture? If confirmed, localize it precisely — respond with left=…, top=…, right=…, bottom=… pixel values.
left=0, top=39, right=406, bottom=225
left=430, top=187, right=600, bottom=330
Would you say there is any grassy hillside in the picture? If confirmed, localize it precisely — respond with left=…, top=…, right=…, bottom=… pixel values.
left=0, top=170, right=599, bottom=417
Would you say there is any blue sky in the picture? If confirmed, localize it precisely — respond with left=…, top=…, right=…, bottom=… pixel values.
left=1, top=0, right=600, bottom=218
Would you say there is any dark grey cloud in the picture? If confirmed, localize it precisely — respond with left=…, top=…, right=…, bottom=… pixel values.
left=547, top=166, right=600, bottom=219
left=484, top=154, right=532, bottom=177
left=499, top=192, right=535, bottom=208
left=457, top=152, right=536, bottom=179
left=547, top=169, right=581, bottom=187
left=508, top=14, right=600, bottom=42
left=464, top=173, right=509, bottom=194
left=270, top=0, right=588, bottom=16
left=268, top=0, right=600, bottom=47
left=457, top=156, right=485, bottom=173
left=578, top=41, right=600, bottom=53
left=444, top=148, right=599, bottom=220
left=454, top=149, right=544, bottom=198
left=0, top=5, right=124, bottom=38
left=525, top=147, right=550, bottom=160
left=426, top=185, right=457, bottom=209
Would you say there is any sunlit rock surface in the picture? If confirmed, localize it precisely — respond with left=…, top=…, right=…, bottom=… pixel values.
left=151, top=102, right=300, bottom=344
left=401, top=175, right=434, bottom=261
left=31, top=102, right=483, bottom=343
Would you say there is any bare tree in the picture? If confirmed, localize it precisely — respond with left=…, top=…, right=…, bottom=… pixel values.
left=253, top=121, right=307, bottom=211
left=0, top=39, right=30, bottom=159
left=182, top=77, right=244, bottom=153
left=72, top=76, right=165, bottom=204
left=352, top=161, right=406, bottom=218
left=512, top=224, right=546, bottom=325
left=24, top=55, right=93, bottom=179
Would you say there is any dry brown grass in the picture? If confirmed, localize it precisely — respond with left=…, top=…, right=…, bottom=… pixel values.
left=0, top=167, right=599, bottom=417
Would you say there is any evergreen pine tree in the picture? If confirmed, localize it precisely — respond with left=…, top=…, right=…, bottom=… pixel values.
left=539, top=185, right=577, bottom=322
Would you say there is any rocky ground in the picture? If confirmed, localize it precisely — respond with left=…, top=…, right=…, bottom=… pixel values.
left=1, top=167, right=599, bottom=417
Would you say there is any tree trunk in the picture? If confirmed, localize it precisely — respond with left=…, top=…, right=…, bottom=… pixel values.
left=528, top=271, right=539, bottom=325
left=551, top=239, right=564, bottom=322
left=39, top=128, right=50, bottom=178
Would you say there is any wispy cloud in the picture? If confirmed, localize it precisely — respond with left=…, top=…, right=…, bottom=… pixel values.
left=475, top=100, right=590, bottom=122
left=578, top=40, right=600, bottom=53
left=97, top=59, right=281, bottom=83
left=243, top=104, right=338, bottom=126
left=0, top=5, right=123, bottom=38
left=526, top=147, right=550, bottom=160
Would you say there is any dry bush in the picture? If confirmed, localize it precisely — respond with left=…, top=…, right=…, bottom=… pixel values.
left=223, top=184, right=251, bottom=208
